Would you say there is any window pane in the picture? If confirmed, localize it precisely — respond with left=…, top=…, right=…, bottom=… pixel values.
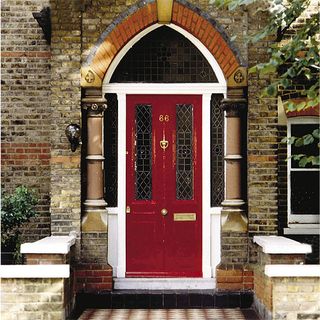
left=104, top=93, right=118, bottom=207
left=135, top=105, right=152, bottom=200
left=291, top=171, right=319, bottom=214
left=210, top=94, right=224, bottom=206
left=176, top=104, right=194, bottom=200
left=291, top=124, right=320, bottom=168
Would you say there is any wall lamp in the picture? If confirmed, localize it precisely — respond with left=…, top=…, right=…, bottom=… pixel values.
left=65, top=124, right=81, bottom=152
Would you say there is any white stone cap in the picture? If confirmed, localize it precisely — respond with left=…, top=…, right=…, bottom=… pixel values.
left=20, top=234, right=76, bottom=254
left=0, top=264, right=70, bottom=278
left=253, top=235, right=312, bottom=254
left=265, top=264, right=320, bottom=277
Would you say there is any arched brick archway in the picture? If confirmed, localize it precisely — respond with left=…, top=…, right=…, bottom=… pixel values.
left=81, top=0, right=243, bottom=87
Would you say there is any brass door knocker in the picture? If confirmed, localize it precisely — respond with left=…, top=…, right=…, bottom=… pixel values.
left=160, top=132, right=169, bottom=150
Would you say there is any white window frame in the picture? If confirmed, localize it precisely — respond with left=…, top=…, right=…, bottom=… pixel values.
left=287, top=117, right=320, bottom=228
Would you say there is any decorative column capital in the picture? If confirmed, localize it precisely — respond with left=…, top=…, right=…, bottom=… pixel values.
left=221, top=98, right=247, bottom=117
left=82, top=97, right=108, bottom=116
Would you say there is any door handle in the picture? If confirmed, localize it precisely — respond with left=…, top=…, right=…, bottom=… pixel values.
left=161, top=208, right=168, bottom=216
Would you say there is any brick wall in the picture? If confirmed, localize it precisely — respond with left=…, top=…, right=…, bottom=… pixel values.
left=272, top=277, right=320, bottom=320
left=1, top=0, right=51, bottom=242
left=49, top=0, right=82, bottom=260
left=1, top=278, right=66, bottom=320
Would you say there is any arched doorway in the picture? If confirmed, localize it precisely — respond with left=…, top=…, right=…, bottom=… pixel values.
left=81, top=1, right=247, bottom=290
left=103, top=24, right=225, bottom=288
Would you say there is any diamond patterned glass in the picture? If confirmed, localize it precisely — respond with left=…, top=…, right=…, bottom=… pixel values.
left=104, top=93, right=118, bottom=207
left=211, top=94, right=224, bottom=207
left=176, top=104, right=194, bottom=200
left=110, top=26, right=218, bottom=83
left=135, top=105, right=152, bottom=200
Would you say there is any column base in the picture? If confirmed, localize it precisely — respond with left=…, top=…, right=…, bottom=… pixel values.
left=82, top=210, right=108, bottom=232
left=221, top=208, right=248, bottom=232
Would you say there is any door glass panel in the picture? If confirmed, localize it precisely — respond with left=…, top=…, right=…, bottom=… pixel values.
left=176, top=104, right=194, bottom=200
left=135, top=105, right=152, bottom=200
left=210, top=94, right=224, bottom=207
left=104, top=93, right=118, bottom=207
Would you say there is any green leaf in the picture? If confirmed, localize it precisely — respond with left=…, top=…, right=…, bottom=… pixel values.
left=298, top=156, right=309, bottom=167
left=312, top=156, right=320, bottom=166
left=312, top=128, right=320, bottom=139
left=303, top=134, right=314, bottom=145
left=295, top=137, right=304, bottom=147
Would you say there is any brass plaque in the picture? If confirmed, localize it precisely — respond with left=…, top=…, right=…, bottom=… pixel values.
left=174, top=213, right=196, bottom=221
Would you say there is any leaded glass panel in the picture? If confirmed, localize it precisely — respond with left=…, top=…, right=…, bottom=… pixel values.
left=111, top=26, right=218, bottom=83
left=104, top=93, right=118, bottom=207
left=135, top=105, right=152, bottom=200
left=176, top=104, right=194, bottom=200
left=210, top=94, right=224, bottom=207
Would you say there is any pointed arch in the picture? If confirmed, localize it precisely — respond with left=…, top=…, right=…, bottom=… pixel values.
left=81, top=0, right=244, bottom=88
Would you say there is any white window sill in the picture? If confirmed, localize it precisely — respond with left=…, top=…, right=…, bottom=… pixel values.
left=284, top=227, right=320, bottom=235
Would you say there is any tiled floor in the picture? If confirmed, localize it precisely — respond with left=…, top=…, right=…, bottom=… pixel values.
left=78, top=308, right=260, bottom=320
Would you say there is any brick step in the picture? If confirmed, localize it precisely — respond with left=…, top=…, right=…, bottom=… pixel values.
left=72, top=290, right=253, bottom=318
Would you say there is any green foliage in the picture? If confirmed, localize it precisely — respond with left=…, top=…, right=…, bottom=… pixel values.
left=216, top=0, right=319, bottom=167
left=281, top=127, right=320, bottom=167
left=1, top=186, right=38, bottom=262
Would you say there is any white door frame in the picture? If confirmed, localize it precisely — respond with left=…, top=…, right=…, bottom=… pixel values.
left=102, top=23, right=227, bottom=282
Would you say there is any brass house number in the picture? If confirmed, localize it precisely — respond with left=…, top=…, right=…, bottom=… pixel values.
left=159, top=114, right=170, bottom=122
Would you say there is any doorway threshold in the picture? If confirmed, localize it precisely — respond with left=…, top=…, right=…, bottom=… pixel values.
left=114, top=278, right=216, bottom=290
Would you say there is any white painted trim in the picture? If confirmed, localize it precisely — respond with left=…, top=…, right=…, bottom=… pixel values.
left=265, top=264, right=320, bottom=277
left=202, top=93, right=212, bottom=278
left=114, top=278, right=216, bottom=290
left=103, top=23, right=226, bottom=86
left=20, top=235, right=76, bottom=254
left=0, top=265, right=70, bottom=278
left=287, top=117, right=320, bottom=225
left=253, top=236, right=312, bottom=254
left=103, top=83, right=226, bottom=94
left=284, top=227, right=320, bottom=235
left=117, top=93, right=127, bottom=278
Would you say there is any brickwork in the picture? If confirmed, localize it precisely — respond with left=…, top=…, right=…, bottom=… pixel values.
left=81, top=232, right=108, bottom=263
left=272, top=277, right=320, bottom=320
left=220, top=232, right=249, bottom=266
left=216, top=265, right=254, bottom=290
left=24, top=253, right=68, bottom=264
left=49, top=0, right=82, bottom=245
left=74, top=263, right=113, bottom=292
left=1, top=278, right=65, bottom=320
left=1, top=0, right=51, bottom=242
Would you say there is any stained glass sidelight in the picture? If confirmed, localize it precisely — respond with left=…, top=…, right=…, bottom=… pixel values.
left=110, top=26, right=218, bottom=83
left=176, top=104, right=194, bottom=200
left=135, top=105, right=152, bottom=200
left=210, top=94, right=224, bottom=207
left=104, top=93, right=118, bottom=207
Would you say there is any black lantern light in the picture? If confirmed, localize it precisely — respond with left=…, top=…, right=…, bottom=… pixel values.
left=65, top=124, right=81, bottom=152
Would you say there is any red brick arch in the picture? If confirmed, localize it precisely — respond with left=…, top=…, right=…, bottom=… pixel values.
left=83, top=1, right=240, bottom=86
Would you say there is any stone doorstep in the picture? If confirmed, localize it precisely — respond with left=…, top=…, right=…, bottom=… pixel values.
left=71, top=290, right=254, bottom=318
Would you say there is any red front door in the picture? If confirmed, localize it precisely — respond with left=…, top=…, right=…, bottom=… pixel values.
left=126, top=95, right=202, bottom=277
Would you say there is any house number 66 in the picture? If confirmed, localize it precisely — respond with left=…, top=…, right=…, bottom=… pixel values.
left=159, top=115, right=170, bottom=122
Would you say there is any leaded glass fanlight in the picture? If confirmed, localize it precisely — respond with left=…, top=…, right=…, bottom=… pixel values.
left=110, top=26, right=218, bottom=83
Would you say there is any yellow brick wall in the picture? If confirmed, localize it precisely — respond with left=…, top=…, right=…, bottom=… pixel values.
left=272, top=277, right=320, bottom=320
left=1, top=278, right=65, bottom=320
